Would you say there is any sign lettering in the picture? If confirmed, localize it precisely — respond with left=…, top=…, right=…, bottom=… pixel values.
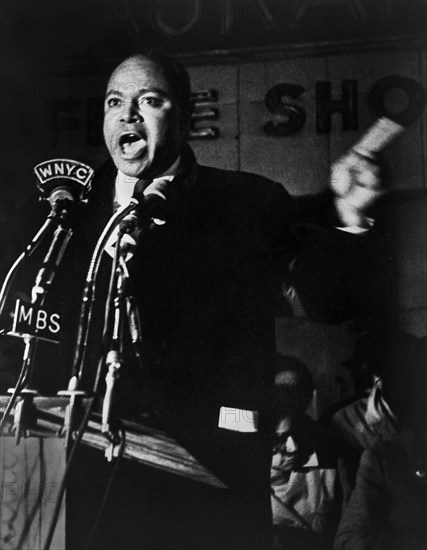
left=9, top=299, right=61, bottom=344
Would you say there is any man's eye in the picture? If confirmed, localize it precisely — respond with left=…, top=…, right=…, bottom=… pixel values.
left=106, top=97, right=122, bottom=108
left=139, top=96, right=161, bottom=107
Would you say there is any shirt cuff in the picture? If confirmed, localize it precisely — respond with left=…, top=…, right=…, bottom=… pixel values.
left=336, top=216, right=374, bottom=234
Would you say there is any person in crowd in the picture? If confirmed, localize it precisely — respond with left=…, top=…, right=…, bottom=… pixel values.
left=2, top=50, right=384, bottom=549
left=270, top=355, right=343, bottom=550
left=334, top=336, right=427, bottom=550
left=327, top=332, right=419, bottom=493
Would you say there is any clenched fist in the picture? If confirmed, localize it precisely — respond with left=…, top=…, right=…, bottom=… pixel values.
left=331, top=151, right=385, bottom=229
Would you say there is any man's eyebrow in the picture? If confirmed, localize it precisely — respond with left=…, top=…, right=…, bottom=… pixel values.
left=105, top=87, right=169, bottom=97
left=105, top=88, right=123, bottom=97
left=139, top=87, right=169, bottom=97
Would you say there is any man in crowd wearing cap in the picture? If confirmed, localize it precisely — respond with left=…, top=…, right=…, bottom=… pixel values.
left=270, top=355, right=343, bottom=550
left=328, top=333, right=420, bottom=495
left=335, top=335, right=427, bottom=550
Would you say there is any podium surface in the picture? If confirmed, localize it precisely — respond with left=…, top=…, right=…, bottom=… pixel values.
left=0, top=396, right=227, bottom=550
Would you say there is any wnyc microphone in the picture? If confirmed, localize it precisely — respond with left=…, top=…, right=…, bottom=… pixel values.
left=34, top=158, right=94, bottom=216
left=31, top=159, right=94, bottom=304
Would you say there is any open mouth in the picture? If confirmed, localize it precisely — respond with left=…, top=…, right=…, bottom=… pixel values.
left=119, top=132, right=146, bottom=158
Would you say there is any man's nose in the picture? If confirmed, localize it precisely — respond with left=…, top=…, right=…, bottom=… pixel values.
left=285, top=435, right=297, bottom=454
left=120, top=100, right=142, bottom=123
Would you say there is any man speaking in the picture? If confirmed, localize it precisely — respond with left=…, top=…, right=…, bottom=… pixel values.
left=6, top=50, right=385, bottom=550
left=80, top=50, right=382, bottom=549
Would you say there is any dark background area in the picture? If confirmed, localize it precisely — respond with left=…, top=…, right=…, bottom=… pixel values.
left=1, top=0, right=426, bottom=76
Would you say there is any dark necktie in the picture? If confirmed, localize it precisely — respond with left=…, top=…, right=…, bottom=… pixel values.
left=108, top=179, right=154, bottom=261
left=133, top=178, right=154, bottom=197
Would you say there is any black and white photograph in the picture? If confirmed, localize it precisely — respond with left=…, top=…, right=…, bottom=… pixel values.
left=0, top=1, right=426, bottom=549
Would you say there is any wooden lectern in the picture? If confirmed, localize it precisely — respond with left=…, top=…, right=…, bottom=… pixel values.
left=0, top=396, right=227, bottom=550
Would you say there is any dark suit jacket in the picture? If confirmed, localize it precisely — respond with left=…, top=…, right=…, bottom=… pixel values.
left=335, top=436, right=427, bottom=550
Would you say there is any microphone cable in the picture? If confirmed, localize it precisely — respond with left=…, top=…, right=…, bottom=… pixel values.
left=42, top=250, right=127, bottom=550
left=0, top=350, right=30, bottom=434
left=70, top=200, right=138, bottom=387
left=43, top=211, right=136, bottom=549
left=82, top=427, right=126, bottom=550
left=0, top=216, right=56, bottom=319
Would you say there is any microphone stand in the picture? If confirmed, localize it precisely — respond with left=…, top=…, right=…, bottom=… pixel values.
left=44, top=199, right=153, bottom=549
left=50, top=200, right=139, bottom=461
left=0, top=215, right=55, bottom=321
left=96, top=231, right=137, bottom=461
left=101, top=256, right=128, bottom=460
left=57, top=210, right=131, bottom=452
left=125, top=292, right=144, bottom=374
left=0, top=202, right=74, bottom=437
left=68, top=199, right=138, bottom=391
left=43, top=201, right=138, bottom=464
left=43, top=213, right=139, bottom=549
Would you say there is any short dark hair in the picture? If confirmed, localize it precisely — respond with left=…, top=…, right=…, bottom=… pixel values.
left=128, top=49, right=192, bottom=117
left=275, top=354, right=314, bottom=411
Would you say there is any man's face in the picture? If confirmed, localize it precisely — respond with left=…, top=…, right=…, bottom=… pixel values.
left=103, top=56, right=186, bottom=179
left=272, top=416, right=299, bottom=472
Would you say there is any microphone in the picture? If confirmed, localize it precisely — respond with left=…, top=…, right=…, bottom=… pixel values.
left=34, top=159, right=94, bottom=216
left=0, top=160, right=93, bottom=324
left=48, top=187, right=75, bottom=215
left=104, top=179, right=171, bottom=261
left=31, top=159, right=94, bottom=303
left=119, top=178, right=171, bottom=235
